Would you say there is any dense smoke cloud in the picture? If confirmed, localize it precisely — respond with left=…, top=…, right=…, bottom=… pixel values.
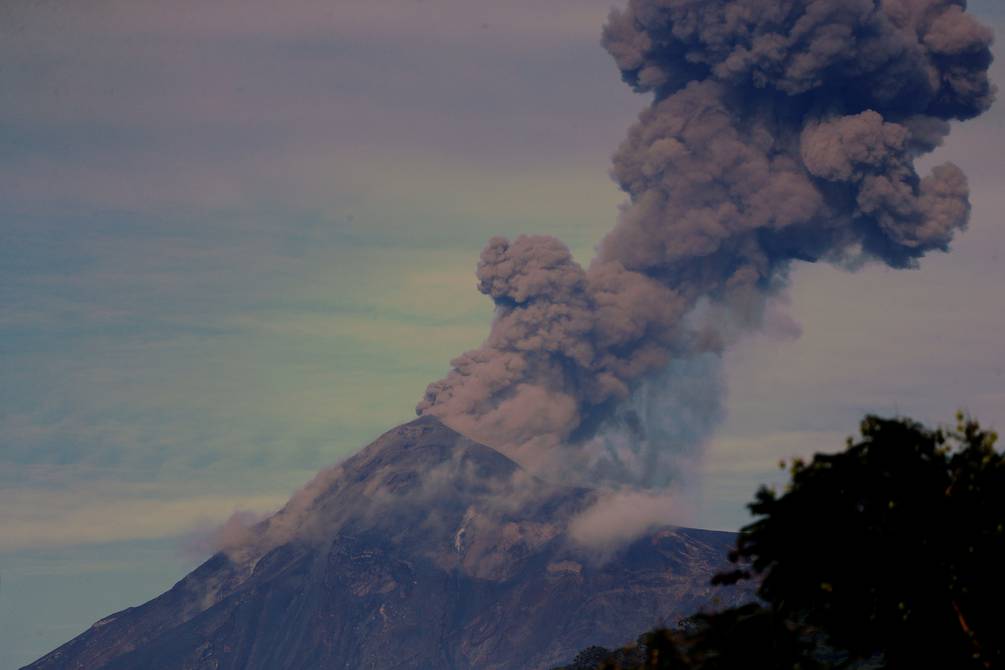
left=418, top=0, right=994, bottom=485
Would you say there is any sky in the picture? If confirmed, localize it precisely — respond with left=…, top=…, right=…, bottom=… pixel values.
left=1, top=1, right=1003, bottom=667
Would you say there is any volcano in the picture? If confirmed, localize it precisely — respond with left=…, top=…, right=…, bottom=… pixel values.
left=25, top=416, right=744, bottom=670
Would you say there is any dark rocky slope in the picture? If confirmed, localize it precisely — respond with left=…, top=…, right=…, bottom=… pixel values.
left=25, top=416, right=744, bottom=670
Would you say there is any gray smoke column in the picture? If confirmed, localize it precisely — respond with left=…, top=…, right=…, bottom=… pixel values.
left=417, top=0, right=994, bottom=485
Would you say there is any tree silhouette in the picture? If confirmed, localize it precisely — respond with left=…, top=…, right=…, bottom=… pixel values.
left=717, top=414, right=1003, bottom=669
left=557, top=414, right=1004, bottom=670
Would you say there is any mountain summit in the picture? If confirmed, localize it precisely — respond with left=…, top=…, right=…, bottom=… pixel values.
left=25, top=417, right=742, bottom=670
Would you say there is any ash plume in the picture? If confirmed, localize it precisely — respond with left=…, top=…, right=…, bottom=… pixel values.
left=418, top=0, right=994, bottom=486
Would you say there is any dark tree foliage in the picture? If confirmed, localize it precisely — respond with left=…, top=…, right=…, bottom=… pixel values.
left=717, top=414, right=1004, bottom=670
left=555, top=414, right=1004, bottom=670
left=557, top=606, right=826, bottom=670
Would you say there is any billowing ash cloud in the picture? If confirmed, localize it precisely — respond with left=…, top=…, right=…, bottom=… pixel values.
left=418, top=0, right=994, bottom=485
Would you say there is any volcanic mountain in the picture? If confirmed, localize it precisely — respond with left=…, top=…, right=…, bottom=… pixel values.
left=25, top=416, right=745, bottom=670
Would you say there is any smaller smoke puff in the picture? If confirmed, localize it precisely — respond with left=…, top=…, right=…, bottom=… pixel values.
left=568, top=489, right=687, bottom=551
left=418, top=0, right=995, bottom=487
left=186, top=509, right=264, bottom=562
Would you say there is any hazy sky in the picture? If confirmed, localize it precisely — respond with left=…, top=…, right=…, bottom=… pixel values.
left=2, top=1, right=1003, bottom=666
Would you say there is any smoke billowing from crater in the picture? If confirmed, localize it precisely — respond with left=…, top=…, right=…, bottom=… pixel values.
left=417, top=0, right=994, bottom=486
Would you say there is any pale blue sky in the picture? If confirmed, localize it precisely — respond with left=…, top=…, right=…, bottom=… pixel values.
left=2, top=1, right=1003, bottom=666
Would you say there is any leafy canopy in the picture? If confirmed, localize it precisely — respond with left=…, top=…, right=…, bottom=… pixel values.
left=570, top=414, right=1005, bottom=670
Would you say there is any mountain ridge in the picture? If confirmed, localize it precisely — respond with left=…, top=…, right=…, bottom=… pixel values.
left=24, top=416, right=748, bottom=670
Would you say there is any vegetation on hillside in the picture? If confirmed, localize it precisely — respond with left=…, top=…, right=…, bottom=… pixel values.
left=554, top=414, right=1004, bottom=670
